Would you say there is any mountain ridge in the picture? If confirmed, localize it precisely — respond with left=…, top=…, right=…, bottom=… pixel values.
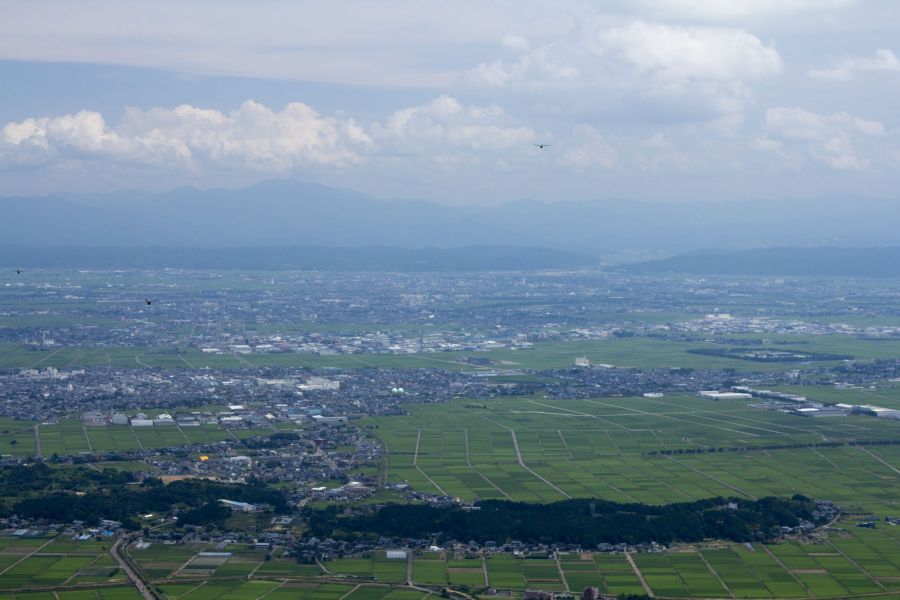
left=622, top=246, right=900, bottom=277
left=2, top=179, right=899, bottom=252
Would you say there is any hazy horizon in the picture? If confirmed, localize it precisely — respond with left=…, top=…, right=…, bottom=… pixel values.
left=2, top=1, right=900, bottom=205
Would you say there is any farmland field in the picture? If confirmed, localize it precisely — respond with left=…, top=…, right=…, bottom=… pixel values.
left=367, top=394, right=900, bottom=514
left=0, top=535, right=125, bottom=591
left=122, top=536, right=900, bottom=598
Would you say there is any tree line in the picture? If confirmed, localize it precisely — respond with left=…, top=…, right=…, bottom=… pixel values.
left=0, top=464, right=287, bottom=530
left=303, top=495, right=818, bottom=546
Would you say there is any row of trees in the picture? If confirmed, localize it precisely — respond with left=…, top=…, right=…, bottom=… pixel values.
left=1, top=464, right=288, bottom=530
left=648, top=439, right=900, bottom=456
left=304, top=495, right=818, bottom=546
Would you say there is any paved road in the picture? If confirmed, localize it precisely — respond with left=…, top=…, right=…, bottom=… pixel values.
left=111, top=531, right=164, bottom=600
left=111, top=535, right=154, bottom=600
left=33, top=425, right=42, bottom=459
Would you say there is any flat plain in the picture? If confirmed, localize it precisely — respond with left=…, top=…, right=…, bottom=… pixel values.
left=367, top=394, right=900, bottom=514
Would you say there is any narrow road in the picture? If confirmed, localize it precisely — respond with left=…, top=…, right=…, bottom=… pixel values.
left=26, top=347, right=62, bottom=369
left=695, top=549, right=734, bottom=599
left=664, top=455, right=757, bottom=499
left=625, top=551, right=653, bottom=597
left=412, top=430, right=421, bottom=466
left=82, top=424, right=95, bottom=454
left=857, top=446, right=900, bottom=475
left=760, top=544, right=812, bottom=596
left=416, top=466, right=448, bottom=496
left=555, top=552, right=570, bottom=592
left=110, top=534, right=157, bottom=600
left=557, top=430, right=574, bottom=459
left=464, top=429, right=512, bottom=500
left=34, top=424, right=42, bottom=459
left=479, top=415, right=571, bottom=499
left=0, top=537, right=55, bottom=577
left=827, top=539, right=885, bottom=591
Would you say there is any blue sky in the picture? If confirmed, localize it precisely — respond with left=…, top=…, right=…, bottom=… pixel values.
left=1, top=0, right=900, bottom=204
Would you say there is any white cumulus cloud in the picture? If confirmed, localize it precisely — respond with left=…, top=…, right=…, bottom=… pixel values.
left=809, top=49, right=900, bottom=81
left=0, top=97, right=536, bottom=176
left=760, top=106, right=885, bottom=170
left=598, top=21, right=782, bottom=83
left=0, top=101, right=372, bottom=171
left=559, top=125, right=617, bottom=170
left=468, top=20, right=781, bottom=122
left=374, top=95, right=535, bottom=153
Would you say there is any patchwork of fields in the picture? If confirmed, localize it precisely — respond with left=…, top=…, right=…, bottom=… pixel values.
left=0, top=536, right=126, bottom=592
left=127, top=529, right=900, bottom=598
left=368, top=395, right=900, bottom=514
left=0, top=418, right=278, bottom=459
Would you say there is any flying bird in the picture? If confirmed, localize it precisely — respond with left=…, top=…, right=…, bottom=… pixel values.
left=533, top=144, right=551, bottom=149
left=144, top=298, right=156, bottom=305
left=14, top=269, right=24, bottom=275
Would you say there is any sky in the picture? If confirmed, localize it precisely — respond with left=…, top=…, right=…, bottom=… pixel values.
left=1, top=0, right=900, bottom=204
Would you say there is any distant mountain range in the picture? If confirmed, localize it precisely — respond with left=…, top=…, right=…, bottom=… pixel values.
left=2, top=179, right=900, bottom=254
left=623, top=247, right=900, bottom=277
left=0, top=245, right=596, bottom=271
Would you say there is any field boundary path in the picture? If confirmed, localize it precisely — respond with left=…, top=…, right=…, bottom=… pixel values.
left=412, top=430, right=421, bottom=466
left=316, top=557, right=333, bottom=575
left=582, top=399, right=762, bottom=438
left=26, top=347, right=62, bottom=369
left=0, top=537, right=55, bottom=577
left=557, top=430, right=574, bottom=458
left=416, top=466, right=447, bottom=496
left=812, top=447, right=840, bottom=469
left=663, top=455, right=757, bottom=499
left=526, top=400, right=629, bottom=430
left=857, top=446, right=900, bottom=475
left=130, top=426, right=145, bottom=451
left=34, top=424, right=42, bottom=459
left=568, top=461, right=640, bottom=502
left=174, top=423, right=192, bottom=444
left=827, top=539, right=885, bottom=590
left=408, top=428, right=448, bottom=494
left=479, top=415, right=571, bottom=499
left=760, top=544, right=813, bottom=596
left=555, top=552, right=570, bottom=592
left=82, top=424, right=95, bottom=454
left=463, top=429, right=512, bottom=500
left=695, top=549, right=735, bottom=599
left=624, top=551, right=654, bottom=597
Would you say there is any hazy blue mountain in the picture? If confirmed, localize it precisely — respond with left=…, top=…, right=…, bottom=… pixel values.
left=0, top=244, right=596, bottom=271
left=2, top=180, right=899, bottom=252
left=623, top=247, right=900, bottom=277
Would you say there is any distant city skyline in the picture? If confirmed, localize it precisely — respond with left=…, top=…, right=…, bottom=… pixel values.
left=1, top=0, right=899, bottom=204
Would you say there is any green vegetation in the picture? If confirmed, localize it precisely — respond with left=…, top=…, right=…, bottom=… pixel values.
left=305, top=496, right=818, bottom=546
left=0, top=536, right=125, bottom=591
left=367, top=395, right=900, bottom=514
left=1, top=466, right=287, bottom=529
